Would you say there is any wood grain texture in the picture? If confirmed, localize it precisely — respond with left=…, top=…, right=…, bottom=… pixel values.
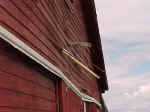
left=0, top=0, right=101, bottom=101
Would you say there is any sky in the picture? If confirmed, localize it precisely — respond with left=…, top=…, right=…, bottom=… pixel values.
left=95, top=0, right=150, bottom=112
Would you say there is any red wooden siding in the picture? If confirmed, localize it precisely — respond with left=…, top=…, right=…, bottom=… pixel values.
left=87, top=103, right=97, bottom=112
left=0, top=0, right=100, bottom=101
left=87, top=103, right=102, bottom=112
left=59, top=81, right=83, bottom=112
left=0, top=39, right=57, bottom=112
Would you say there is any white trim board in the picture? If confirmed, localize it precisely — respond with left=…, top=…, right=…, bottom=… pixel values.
left=0, top=25, right=101, bottom=107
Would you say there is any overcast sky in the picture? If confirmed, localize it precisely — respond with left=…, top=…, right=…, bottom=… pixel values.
left=95, top=0, right=150, bottom=112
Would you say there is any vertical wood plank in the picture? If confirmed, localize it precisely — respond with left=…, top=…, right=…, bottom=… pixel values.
left=59, top=80, right=84, bottom=112
left=87, top=103, right=97, bottom=112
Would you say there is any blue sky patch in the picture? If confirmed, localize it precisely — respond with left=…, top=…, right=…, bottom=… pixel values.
left=132, top=61, right=150, bottom=73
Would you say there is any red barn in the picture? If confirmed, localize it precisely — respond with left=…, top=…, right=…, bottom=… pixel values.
left=0, top=0, right=108, bottom=112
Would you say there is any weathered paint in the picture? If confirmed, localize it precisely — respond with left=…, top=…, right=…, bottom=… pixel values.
left=87, top=103, right=97, bottom=112
left=59, top=80, right=84, bottom=112
left=0, top=25, right=102, bottom=107
left=0, top=0, right=103, bottom=101
left=0, top=39, right=58, bottom=112
left=0, top=0, right=109, bottom=111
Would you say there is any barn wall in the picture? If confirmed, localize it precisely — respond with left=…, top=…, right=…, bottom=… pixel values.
left=59, top=81, right=84, bottom=112
left=0, top=39, right=58, bottom=112
left=87, top=103, right=102, bottom=112
left=0, top=0, right=101, bottom=101
left=59, top=81, right=103, bottom=112
left=80, top=0, right=108, bottom=93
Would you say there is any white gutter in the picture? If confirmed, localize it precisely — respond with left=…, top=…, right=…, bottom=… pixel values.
left=0, top=25, right=101, bottom=108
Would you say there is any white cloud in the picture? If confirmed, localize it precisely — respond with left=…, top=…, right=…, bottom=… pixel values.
left=95, top=0, right=150, bottom=33
left=103, top=72, right=150, bottom=112
left=102, top=32, right=150, bottom=44
left=133, top=83, right=150, bottom=96
left=102, top=41, right=150, bottom=112
left=95, top=0, right=150, bottom=111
